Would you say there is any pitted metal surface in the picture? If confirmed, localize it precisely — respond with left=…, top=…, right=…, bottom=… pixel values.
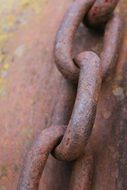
left=53, top=0, right=122, bottom=161
left=53, top=52, right=102, bottom=160
left=17, top=0, right=125, bottom=189
left=17, top=126, right=66, bottom=190
left=54, top=0, right=121, bottom=81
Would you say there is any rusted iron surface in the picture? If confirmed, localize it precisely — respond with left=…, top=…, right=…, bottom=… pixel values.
left=101, top=13, right=123, bottom=77
left=18, top=0, right=125, bottom=186
left=87, top=0, right=119, bottom=27
left=54, top=0, right=94, bottom=82
left=42, top=79, right=75, bottom=190
left=89, top=45, right=127, bottom=190
left=17, top=125, right=66, bottom=190
left=0, top=1, right=75, bottom=190
left=18, top=51, right=101, bottom=188
left=0, top=0, right=127, bottom=190
left=69, top=149, right=94, bottom=190
left=54, top=0, right=120, bottom=82
left=53, top=0, right=122, bottom=162
left=53, top=52, right=102, bottom=161
left=67, top=31, right=127, bottom=190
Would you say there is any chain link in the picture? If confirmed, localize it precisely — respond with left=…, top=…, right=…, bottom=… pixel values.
left=17, top=125, right=66, bottom=190
left=87, top=0, right=119, bottom=27
left=53, top=51, right=102, bottom=160
left=53, top=0, right=122, bottom=160
left=17, top=0, right=123, bottom=189
left=54, top=0, right=120, bottom=82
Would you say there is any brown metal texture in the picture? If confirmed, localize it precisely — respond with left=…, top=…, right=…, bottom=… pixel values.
left=17, top=0, right=123, bottom=189
left=54, top=0, right=120, bottom=82
left=101, top=13, right=122, bottom=77
left=17, top=51, right=101, bottom=189
left=87, top=0, right=119, bottom=27
left=69, top=149, right=94, bottom=190
left=53, top=0, right=122, bottom=161
left=17, top=125, right=66, bottom=190
left=0, top=1, right=127, bottom=190
left=53, top=52, right=102, bottom=161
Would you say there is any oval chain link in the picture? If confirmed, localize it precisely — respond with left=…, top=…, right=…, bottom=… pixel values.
left=17, top=0, right=123, bottom=189
left=53, top=0, right=122, bottom=160
left=54, top=0, right=120, bottom=82
left=53, top=51, right=102, bottom=160
left=17, top=125, right=66, bottom=190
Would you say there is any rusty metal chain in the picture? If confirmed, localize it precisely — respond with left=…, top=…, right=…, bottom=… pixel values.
left=53, top=51, right=102, bottom=160
left=53, top=0, right=122, bottom=161
left=17, top=0, right=123, bottom=189
left=54, top=0, right=121, bottom=82
left=17, top=125, right=66, bottom=190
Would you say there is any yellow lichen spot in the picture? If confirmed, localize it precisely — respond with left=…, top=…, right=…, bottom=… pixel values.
left=0, top=77, right=5, bottom=87
left=0, top=53, right=5, bottom=64
left=0, top=58, right=9, bottom=96
left=20, top=0, right=30, bottom=7
left=0, top=88, right=6, bottom=97
left=0, top=34, right=7, bottom=45
left=0, top=0, right=50, bottom=98
left=3, top=63, right=9, bottom=70
left=0, top=77, right=4, bottom=84
left=20, top=0, right=49, bottom=14
left=22, top=126, right=33, bottom=139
